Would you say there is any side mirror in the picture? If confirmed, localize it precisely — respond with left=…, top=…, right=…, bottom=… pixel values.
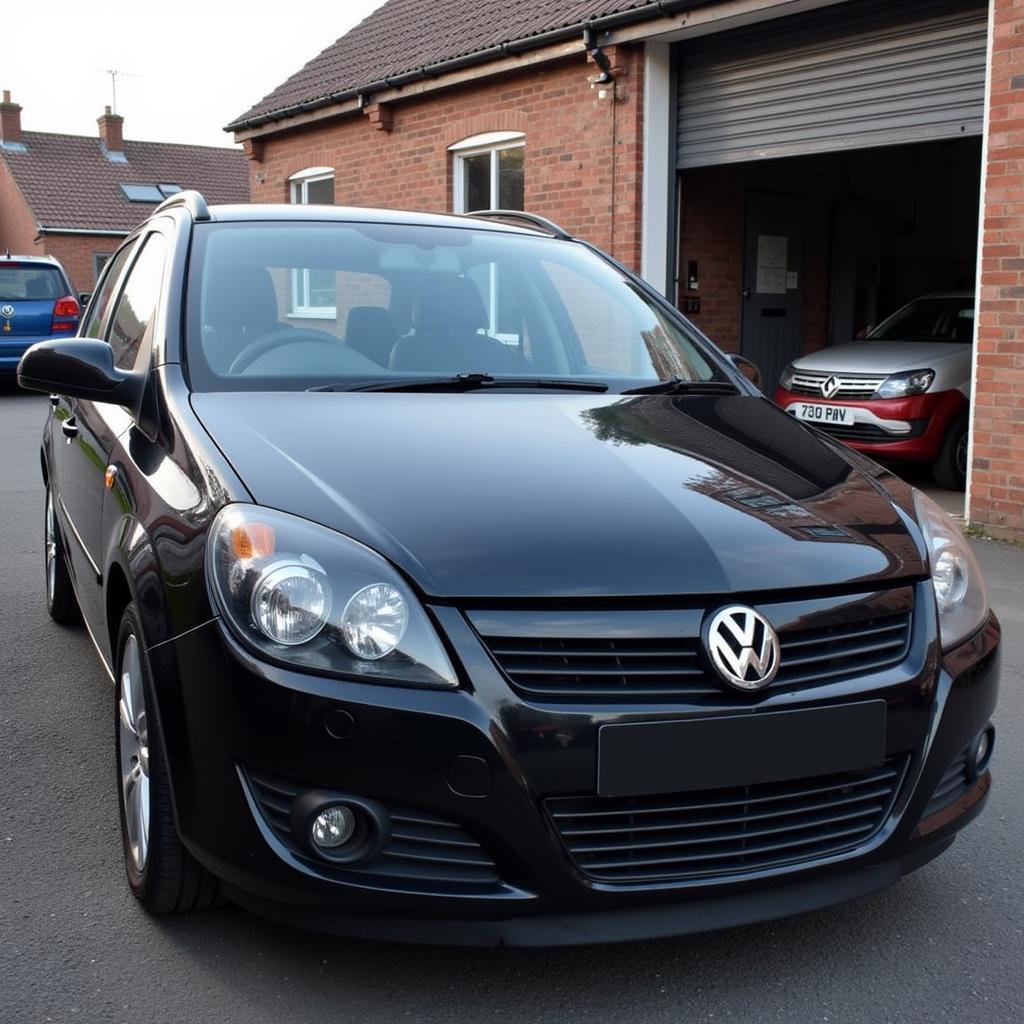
left=17, top=338, right=140, bottom=406
left=729, top=353, right=763, bottom=390
left=78, top=291, right=92, bottom=309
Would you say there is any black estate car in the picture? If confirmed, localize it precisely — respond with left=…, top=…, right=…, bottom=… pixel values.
left=18, top=192, right=999, bottom=946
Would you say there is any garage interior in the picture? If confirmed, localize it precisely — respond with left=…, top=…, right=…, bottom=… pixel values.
left=671, top=0, right=988, bottom=499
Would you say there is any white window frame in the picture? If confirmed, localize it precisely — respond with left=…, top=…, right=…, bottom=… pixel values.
left=449, top=132, right=525, bottom=214
left=449, top=133, right=525, bottom=343
left=288, top=166, right=336, bottom=318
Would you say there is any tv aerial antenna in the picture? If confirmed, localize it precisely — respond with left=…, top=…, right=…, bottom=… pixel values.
left=97, top=68, right=141, bottom=114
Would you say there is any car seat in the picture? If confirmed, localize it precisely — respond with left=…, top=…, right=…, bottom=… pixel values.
left=203, top=265, right=290, bottom=372
left=388, top=277, right=515, bottom=373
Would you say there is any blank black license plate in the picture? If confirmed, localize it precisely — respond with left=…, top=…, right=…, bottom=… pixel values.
left=597, top=701, right=887, bottom=798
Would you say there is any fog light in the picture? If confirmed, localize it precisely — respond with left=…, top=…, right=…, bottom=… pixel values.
left=966, top=724, right=995, bottom=780
left=310, top=805, right=356, bottom=850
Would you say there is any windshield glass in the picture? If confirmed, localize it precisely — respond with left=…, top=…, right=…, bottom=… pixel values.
left=867, top=296, right=975, bottom=342
left=0, top=263, right=66, bottom=301
left=185, top=222, right=721, bottom=392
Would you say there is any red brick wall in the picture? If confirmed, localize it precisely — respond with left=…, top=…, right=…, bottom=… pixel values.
left=0, top=157, right=118, bottom=292
left=0, top=156, right=44, bottom=258
left=972, top=0, right=1024, bottom=541
left=247, top=49, right=645, bottom=271
left=42, top=234, right=122, bottom=292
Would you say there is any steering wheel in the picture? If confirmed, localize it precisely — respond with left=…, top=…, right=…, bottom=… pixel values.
left=228, top=328, right=340, bottom=374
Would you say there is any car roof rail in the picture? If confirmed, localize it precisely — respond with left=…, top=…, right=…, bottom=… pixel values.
left=154, top=189, right=211, bottom=222
left=464, top=209, right=572, bottom=240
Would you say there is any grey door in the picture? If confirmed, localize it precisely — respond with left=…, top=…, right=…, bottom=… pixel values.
left=742, top=193, right=803, bottom=392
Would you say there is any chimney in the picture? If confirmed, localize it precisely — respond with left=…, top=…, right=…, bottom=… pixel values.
left=97, top=105, right=124, bottom=155
left=0, top=90, right=23, bottom=146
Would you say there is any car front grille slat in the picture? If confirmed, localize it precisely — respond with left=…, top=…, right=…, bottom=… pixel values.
left=242, top=767, right=502, bottom=892
left=478, top=602, right=912, bottom=702
left=548, top=759, right=906, bottom=882
left=789, top=372, right=887, bottom=399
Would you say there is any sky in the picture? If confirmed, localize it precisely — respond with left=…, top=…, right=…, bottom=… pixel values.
left=5, top=0, right=386, bottom=149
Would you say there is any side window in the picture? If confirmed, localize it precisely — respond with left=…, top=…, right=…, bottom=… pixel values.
left=106, top=233, right=167, bottom=371
left=82, top=241, right=136, bottom=339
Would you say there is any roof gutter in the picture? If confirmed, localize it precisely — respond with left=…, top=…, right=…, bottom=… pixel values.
left=226, top=0, right=705, bottom=132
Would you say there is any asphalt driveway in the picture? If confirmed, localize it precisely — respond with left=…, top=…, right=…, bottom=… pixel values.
left=1, top=387, right=1021, bottom=1024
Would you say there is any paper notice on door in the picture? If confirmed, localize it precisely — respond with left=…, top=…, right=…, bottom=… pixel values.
left=756, top=235, right=788, bottom=295
left=786, top=270, right=799, bottom=290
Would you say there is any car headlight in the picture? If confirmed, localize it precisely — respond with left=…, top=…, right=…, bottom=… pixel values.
left=873, top=368, right=935, bottom=399
left=913, top=490, right=989, bottom=650
left=207, top=504, right=458, bottom=688
left=778, top=364, right=796, bottom=390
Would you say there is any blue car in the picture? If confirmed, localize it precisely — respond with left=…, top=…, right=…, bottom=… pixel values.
left=0, top=255, right=80, bottom=374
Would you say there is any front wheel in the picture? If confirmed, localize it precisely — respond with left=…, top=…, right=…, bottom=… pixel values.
left=932, top=413, right=969, bottom=491
left=115, top=604, right=221, bottom=913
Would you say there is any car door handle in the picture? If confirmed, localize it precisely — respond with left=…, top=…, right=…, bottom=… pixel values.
left=61, top=417, right=78, bottom=439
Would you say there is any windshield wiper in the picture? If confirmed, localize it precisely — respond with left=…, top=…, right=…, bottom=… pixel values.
left=311, top=373, right=609, bottom=393
left=620, top=377, right=739, bottom=395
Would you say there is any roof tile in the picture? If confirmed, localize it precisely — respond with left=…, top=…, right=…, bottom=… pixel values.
left=2, top=132, right=248, bottom=233
left=230, top=0, right=657, bottom=128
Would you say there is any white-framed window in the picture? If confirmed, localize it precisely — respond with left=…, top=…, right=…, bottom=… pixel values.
left=289, top=166, right=336, bottom=318
left=450, top=132, right=524, bottom=214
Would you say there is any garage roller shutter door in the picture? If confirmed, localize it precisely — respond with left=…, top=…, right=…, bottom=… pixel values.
left=676, top=0, right=988, bottom=168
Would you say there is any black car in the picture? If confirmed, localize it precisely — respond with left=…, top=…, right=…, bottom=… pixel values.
left=18, top=192, right=999, bottom=946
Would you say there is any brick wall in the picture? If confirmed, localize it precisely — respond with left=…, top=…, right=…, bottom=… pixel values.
left=42, top=234, right=122, bottom=292
left=971, top=0, right=1024, bottom=541
left=247, top=49, right=645, bottom=272
left=0, top=155, right=44, bottom=258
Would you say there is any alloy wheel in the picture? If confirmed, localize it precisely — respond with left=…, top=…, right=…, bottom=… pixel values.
left=118, top=634, right=151, bottom=872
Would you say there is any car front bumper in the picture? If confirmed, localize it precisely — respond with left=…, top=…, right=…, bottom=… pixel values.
left=774, top=388, right=967, bottom=462
left=147, top=596, right=1000, bottom=946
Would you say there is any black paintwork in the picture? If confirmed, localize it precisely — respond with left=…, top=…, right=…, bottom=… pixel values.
left=18, top=200, right=999, bottom=945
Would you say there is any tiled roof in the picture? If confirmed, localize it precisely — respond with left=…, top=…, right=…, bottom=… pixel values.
left=229, top=0, right=667, bottom=129
left=1, top=132, right=248, bottom=233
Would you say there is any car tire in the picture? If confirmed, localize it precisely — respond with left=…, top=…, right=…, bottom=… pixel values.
left=115, top=604, right=222, bottom=914
left=44, top=487, right=80, bottom=625
left=932, top=413, right=969, bottom=492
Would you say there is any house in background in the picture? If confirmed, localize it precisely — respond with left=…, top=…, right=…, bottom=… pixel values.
left=228, top=0, right=1024, bottom=543
left=0, top=92, right=248, bottom=291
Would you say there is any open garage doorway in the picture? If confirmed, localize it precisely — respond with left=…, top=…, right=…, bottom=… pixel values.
left=676, top=137, right=982, bottom=509
left=671, top=0, right=987, bottom=509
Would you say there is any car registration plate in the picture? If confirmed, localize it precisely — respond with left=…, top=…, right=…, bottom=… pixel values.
left=792, top=402, right=854, bottom=426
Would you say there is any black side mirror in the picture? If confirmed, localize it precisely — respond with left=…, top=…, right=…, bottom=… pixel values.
left=17, top=338, right=140, bottom=406
left=78, top=291, right=92, bottom=309
left=729, top=353, right=763, bottom=390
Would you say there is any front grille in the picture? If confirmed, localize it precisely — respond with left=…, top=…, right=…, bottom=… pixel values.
left=479, top=605, right=913, bottom=702
left=815, top=420, right=927, bottom=444
left=243, top=767, right=501, bottom=892
left=922, top=748, right=971, bottom=818
left=788, top=371, right=886, bottom=399
left=547, top=758, right=908, bottom=883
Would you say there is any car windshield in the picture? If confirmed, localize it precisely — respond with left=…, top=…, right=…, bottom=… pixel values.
left=0, top=263, right=66, bottom=302
left=185, top=221, right=722, bottom=392
left=867, top=296, right=975, bottom=343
